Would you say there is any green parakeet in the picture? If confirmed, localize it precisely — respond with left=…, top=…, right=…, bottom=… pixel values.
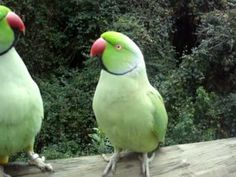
left=90, top=31, right=168, bottom=177
left=0, top=5, right=52, bottom=177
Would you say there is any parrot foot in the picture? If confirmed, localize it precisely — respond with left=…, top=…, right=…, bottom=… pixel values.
left=138, top=151, right=155, bottom=163
left=102, top=151, right=120, bottom=177
left=101, top=154, right=110, bottom=162
left=102, top=150, right=130, bottom=162
left=141, top=153, right=153, bottom=177
left=148, top=152, right=156, bottom=163
left=0, top=165, right=11, bottom=177
left=27, top=152, right=53, bottom=172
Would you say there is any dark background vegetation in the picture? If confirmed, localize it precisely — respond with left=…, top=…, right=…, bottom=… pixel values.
left=2, top=0, right=236, bottom=159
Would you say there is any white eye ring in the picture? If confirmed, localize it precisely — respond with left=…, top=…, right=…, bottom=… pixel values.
left=115, top=44, right=122, bottom=50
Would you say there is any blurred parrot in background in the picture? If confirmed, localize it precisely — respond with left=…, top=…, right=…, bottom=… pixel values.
left=90, top=31, right=168, bottom=177
left=0, top=5, right=53, bottom=177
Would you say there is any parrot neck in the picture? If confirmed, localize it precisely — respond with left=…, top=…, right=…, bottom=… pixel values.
left=102, top=51, right=147, bottom=76
left=0, top=47, right=32, bottom=82
left=101, top=61, right=150, bottom=86
left=0, top=40, right=15, bottom=56
left=101, top=61, right=138, bottom=76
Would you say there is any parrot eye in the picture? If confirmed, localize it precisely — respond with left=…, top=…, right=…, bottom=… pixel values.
left=115, top=44, right=122, bottom=50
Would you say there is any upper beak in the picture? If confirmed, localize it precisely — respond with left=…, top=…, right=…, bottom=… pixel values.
left=6, top=11, right=25, bottom=34
left=90, top=38, right=106, bottom=57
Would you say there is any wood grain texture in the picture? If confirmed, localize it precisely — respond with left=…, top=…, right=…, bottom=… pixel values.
left=5, top=138, right=236, bottom=177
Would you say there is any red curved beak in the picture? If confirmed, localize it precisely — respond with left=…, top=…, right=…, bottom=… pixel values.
left=6, top=12, right=25, bottom=34
left=90, top=38, right=106, bottom=57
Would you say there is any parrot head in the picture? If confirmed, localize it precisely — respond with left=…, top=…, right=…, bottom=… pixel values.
left=90, top=31, right=144, bottom=75
left=0, top=5, right=25, bottom=55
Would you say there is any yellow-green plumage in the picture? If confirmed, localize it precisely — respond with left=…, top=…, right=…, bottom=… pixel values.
left=0, top=48, right=43, bottom=157
left=93, top=71, right=167, bottom=152
left=93, top=31, right=168, bottom=153
left=0, top=5, right=43, bottom=162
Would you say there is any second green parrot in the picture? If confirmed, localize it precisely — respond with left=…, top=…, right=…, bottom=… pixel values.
left=90, top=31, right=168, bottom=177
left=0, top=5, right=52, bottom=177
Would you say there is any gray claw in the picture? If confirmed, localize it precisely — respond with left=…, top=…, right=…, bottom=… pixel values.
left=28, top=152, right=53, bottom=172
left=102, top=151, right=120, bottom=177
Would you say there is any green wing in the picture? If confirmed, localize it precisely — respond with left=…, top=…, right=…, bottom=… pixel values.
left=148, top=88, right=168, bottom=143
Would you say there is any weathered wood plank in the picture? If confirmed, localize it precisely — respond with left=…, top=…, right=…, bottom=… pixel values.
left=5, top=138, right=236, bottom=177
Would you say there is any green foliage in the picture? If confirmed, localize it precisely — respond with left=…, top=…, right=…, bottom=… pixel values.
left=89, top=128, right=113, bottom=154
left=161, top=7, right=236, bottom=145
left=1, top=0, right=235, bottom=159
left=35, top=59, right=100, bottom=158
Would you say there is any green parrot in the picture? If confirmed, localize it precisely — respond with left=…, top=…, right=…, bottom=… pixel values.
left=90, top=31, right=168, bottom=177
left=0, top=5, right=52, bottom=177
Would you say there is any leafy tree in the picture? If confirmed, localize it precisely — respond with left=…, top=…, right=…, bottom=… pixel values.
left=1, top=0, right=235, bottom=159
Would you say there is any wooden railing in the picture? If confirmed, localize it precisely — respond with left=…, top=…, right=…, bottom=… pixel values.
left=5, top=138, right=236, bottom=177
